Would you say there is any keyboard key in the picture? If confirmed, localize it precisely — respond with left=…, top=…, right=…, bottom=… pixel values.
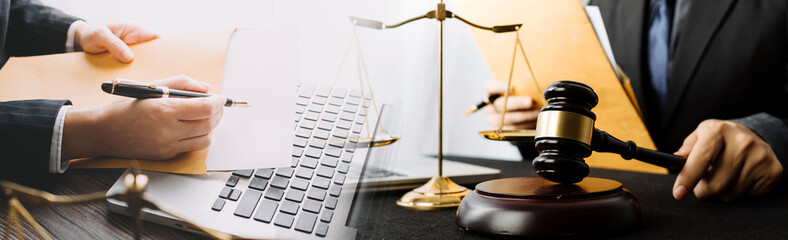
left=337, top=163, right=350, bottom=174
left=296, top=96, right=310, bottom=106
left=324, top=105, right=340, bottom=114
left=351, top=123, right=363, bottom=134
left=226, top=175, right=239, bottom=187
left=312, top=96, right=327, bottom=105
left=291, top=158, right=299, bottom=168
left=253, top=199, right=278, bottom=223
left=233, top=169, right=254, bottom=178
left=333, top=129, right=349, bottom=138
left=309, top=138, right=326, bottom=149
left=294, top=213, right=318, bottom=233
left=219, top=187, right=232, bottom=199
left=321, top=157, right=338, bottom=167
left=324, top=147, right=342, bottom=158
left=274, top=214, right=295, bottom=228
left=298, top=82, right=316, bottom=98
left=317, top=120, right=333, bottom=131
left=315, top=223, right=329, bottom=237
left=307, top=104, right=323, bottom=113
left=303, top=199, right=322, bottom=214
left=276, top=167, right=294, bottom=178
left=320, top=210, right=333, bottom=223
left=291, top=147, right=304, bottom=157
left=233, top=190, right=262, bottom=218
left=321, top=112, right=337, bottom=122
left=255, top=168, right=275, bottom=179
left=328, top=97, right=343, bottom=106
left=341, top=153, right=353, bottom=163
left=329, top=185, right=342, bottom=197
left=314, top=129, right=330, bottom=140
left=265, top=188, right=285, bottom=201
left=229, top=189, right=242, bottom=201
left=271, top=176, right=290, bottom=189
left=294, top=114, right=300, bottom=123
left=248, top=177, right=268, bottom=191
left=308, top=188, right=327, bottom=201
left=285, top=189, right=305, bottom=203
left=291, top=178, right=309, bottom=191
left=339, top=112, right=354, bottom=121
left=343, top=105, right=358, bottom=113
left=315, top=85, right=332, bottom=97
left=303, top=111, right=320, bottom=121
left=280, top=200, right=300, bottom=215
left=325, top=197, right=338, bottom=209
left=347, top=94, right=362, bottom=104
left=316, top=166, right=334, bottom=179
left=336, top=120, right=352, bottom=130
left=305, top=147, right=322, bottom=159
left=334, top=174, right=346, bottom=185
left=212, top=199, right=226, bottom=211
left=299, top=119, right=316, bottom=129
left=300, top=157, right=319, bottom=169
left=293, top=137, right=308, bottom=147
left=295, top=168, right=314, bottom=179
left=312, top=176, right=331, bottom=189
left=345, top=142, right=357, bottom=153
left=355, top=116, right=365, bottom=125
left=331, top=88, right=347, bottom=98
left=328, top=137, right=346, bottom=148
left=295, top=128, right=312, bottom=138
left=295, top=105, right=306, bottom=114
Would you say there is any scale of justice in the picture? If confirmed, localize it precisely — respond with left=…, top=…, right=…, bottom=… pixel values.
left=350, top=1, right=689, bottom=237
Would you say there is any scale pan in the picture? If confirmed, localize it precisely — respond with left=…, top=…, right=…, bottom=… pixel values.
left=479, top=129, right=535, bottom=142
left=353, top=133, right=400, bottom=147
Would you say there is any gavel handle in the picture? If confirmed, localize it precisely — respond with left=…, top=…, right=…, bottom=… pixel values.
left=591, top=129, right=686, bottom=173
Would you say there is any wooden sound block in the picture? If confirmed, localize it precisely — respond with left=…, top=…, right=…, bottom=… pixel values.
left=456, top=177, right=641, bottom=237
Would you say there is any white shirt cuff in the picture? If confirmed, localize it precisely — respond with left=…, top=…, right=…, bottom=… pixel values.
left=49, top=105, right=73, bottom=173
left=66, top=20, right=86, bottom=53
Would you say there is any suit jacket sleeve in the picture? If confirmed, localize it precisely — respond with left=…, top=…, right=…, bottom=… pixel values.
left=730, top=113, right=788, bottom=190
left=5, top=0, right=80, bottom=56
left=0, top=99, right=70, bottom=186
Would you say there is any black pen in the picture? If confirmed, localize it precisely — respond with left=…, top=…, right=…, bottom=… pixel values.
left=101, top=78, right=251, bottom=107
left=463, top=94, right=501, bottom=116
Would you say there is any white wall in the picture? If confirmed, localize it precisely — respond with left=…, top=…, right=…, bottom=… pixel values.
left=41, top=0, right=525, bottom=161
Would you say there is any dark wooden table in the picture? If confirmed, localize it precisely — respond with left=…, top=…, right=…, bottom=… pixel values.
left=2, top=157, right=787, bottom=239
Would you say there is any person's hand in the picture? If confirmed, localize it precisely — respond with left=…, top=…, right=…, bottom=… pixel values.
left=672, top=119, right=783, bottom=202
left=484, top=80, right=539, bottom=130
left=62, top=75, right=225, bottom=160
left=74, top=23, right=159, bottom=63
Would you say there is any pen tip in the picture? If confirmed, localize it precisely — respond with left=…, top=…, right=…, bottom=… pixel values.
left=463, top=109, right=476, bottom=116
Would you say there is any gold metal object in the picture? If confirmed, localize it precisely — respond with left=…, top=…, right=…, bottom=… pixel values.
left=350, top=1, right=521, bottom=209
left=395, top=176, right=470, bottom=210
left=1, top=166, right=236, bottom=240
left=479, top=129, right=536, bottom=142
left=160, top=86, right=170, bottom=98
left=229, top=101, right=252, bottom=108
left=355, top=132, right=400, bottom=147
left=534, top=111, right=595, bottom=145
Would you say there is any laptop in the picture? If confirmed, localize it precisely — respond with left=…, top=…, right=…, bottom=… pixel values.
left=105, top=30, right=500, bottom=239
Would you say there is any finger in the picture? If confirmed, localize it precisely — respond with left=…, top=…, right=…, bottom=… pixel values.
left=154, top=75, right=210, bottom=93
left=487, top=110, right=539, bottom=128
left=166, top=95, right=225, bottom=121
left=107, top=24, right=160, bottom=44
left=674, top=130, right=699, bottom=157
left=178, top=108, right=224, bottom=139
left=176, top=133, right=213, bottom=153
left=673, top=127, right=724, bottom=200
left=484, top=80, right=512, bottom=95
left=693, top=143, right=742, bottom=201
left=492, top=96, right=535, bottom=111
left=96, top=26, right=135, bottom=62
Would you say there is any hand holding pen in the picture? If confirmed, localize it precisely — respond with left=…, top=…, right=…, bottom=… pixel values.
left=476, top=80, right=540, bottom=130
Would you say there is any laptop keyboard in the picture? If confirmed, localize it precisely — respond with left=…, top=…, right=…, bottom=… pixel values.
left=210, top=82, right=369, bottom=237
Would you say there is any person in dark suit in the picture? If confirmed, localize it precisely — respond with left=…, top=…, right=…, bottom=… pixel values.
left=0, top=0, right=225, bottom=187
left=485, top=0, right=788, bottom=202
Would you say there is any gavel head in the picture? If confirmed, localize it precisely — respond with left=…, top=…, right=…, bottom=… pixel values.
left=532, top=81, right=598, bottom=184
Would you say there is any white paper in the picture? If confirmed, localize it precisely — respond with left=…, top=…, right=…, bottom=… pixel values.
left=585, top=5, right=622, bottom=81
left=206, top=29, right=296, bottom=171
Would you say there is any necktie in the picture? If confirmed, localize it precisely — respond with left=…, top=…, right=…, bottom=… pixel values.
left=648, top=0, right=670, bottom=107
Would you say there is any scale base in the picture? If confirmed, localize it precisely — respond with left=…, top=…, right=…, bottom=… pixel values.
left=396, top=176, right=471, bottom=210
left=456, top=177, right=641, bottom=237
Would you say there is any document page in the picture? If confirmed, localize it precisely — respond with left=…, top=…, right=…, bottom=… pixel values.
left=206, top=29, right=295, bottom=171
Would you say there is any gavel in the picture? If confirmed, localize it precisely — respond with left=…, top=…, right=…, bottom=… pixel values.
left=532, top=81, right=687, bottom=184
